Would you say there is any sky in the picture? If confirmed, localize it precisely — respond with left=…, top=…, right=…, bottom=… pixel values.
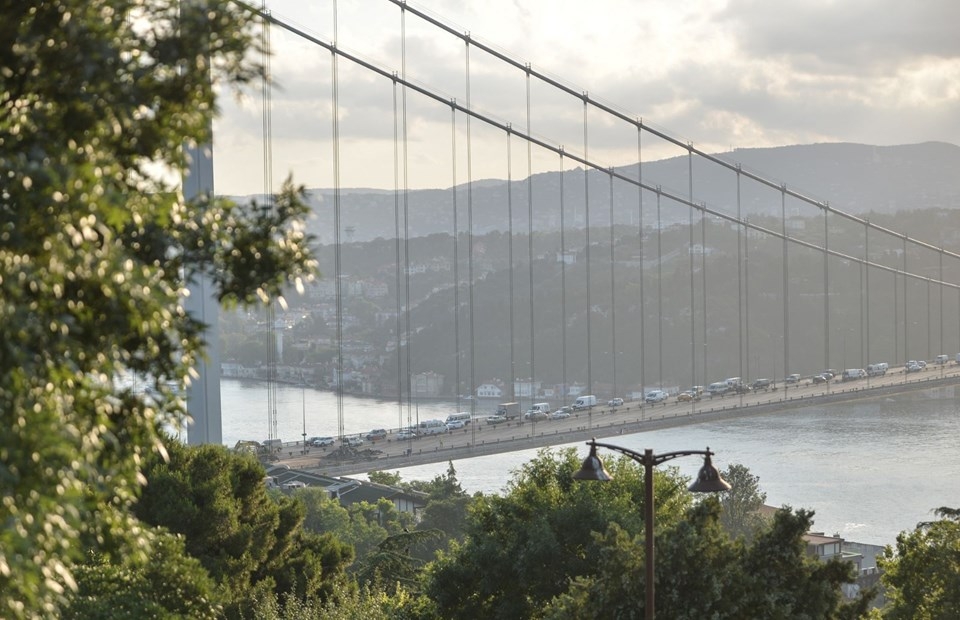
left=212, top=0, right=960, bottom=195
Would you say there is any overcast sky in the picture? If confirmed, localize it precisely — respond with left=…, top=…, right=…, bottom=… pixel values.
left=212, top=0, right=960, bottom=194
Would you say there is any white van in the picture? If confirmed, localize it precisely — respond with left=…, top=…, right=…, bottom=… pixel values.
left=526, top=402, right=551, bottom=417
left=842, top=368, right=866, bottom=382
left=706, top=382, right=728, bottom=397
left=867, top=363, right=887, bottom=377
left=417, top=419, right=448, bottom=436
left=262, top=438, right=283, bottom=453
left=445, top=412, right=472, bottom=426
left=573, top=395, right=597, bottom=410
left=644, top=390, right=667, bottom=404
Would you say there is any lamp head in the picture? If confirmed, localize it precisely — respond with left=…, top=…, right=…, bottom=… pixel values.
left=688, top=448, right=731, bottom=493
left=573, top=441, right=613, bottom=481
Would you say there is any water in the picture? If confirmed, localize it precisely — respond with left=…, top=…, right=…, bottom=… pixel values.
left=221, top=379, right=960, bottom=546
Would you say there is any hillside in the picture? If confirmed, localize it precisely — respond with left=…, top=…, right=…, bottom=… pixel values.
left=280, top=141, right=960, bottom=244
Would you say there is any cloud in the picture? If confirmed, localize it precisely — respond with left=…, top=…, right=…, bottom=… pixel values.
left=212, top=0, right=960, bottom=194
left=718, top=0, right=960, bottom=74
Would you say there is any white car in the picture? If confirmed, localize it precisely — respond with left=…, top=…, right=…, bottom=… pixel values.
left=342, top=436, right=364, bottom=447
left=397, top=428, right=418, bottom=440
left=446, top=419, right=466, bottom=430
left=549, top=409, right=571, bottom=420
left=310, top=437, right=335, bottom=447
left=608, top=398, right=624, bottom=407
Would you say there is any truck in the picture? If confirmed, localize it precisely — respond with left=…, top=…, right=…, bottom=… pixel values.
left=496, top=402, right=521, bottom=420
left=573, top=395, right=597, bottom=410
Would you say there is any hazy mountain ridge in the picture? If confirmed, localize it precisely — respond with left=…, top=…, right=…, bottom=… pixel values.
left=267, top=141, right=960, bottom=244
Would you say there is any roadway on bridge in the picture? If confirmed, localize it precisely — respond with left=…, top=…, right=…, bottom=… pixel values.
left=275, top=364, right=960, bottom=477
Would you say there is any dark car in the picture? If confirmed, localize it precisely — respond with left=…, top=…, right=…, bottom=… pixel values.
left=366, top=428, right=388, bottom=441
left=812, top=373, right=829, bottom=384
left=751, top=378, right=772, bottom=391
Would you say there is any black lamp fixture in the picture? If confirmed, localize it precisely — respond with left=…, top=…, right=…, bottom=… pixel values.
left=573, top=439, right=731, bottom=620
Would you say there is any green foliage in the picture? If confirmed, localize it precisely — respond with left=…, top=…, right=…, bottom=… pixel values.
left=424, top=448, right=693, bottom=619
left=718, top=462, right=769, bottom=540
left=543, top=501, right=871, bottom=620
left=249, top=583, right=423, bottom=620
left=368, top=471, right=404, bottom=487
left=355, top=529, right=444, bottom=595
left=134, top=442, right=352, bottom=618
left=64, top=530, right=221, bottom=619
left=297, top=488, right=414, bottom=564
left=878, top=506, right=960, bottom=619
left=0, top=0, right=317, bottom=616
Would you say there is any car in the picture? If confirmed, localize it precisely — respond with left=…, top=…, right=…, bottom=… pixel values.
left=549, top=409, right=571, bottom=420
left=342, top=436, right=364, bottom=447
left=366, top=428, right=388, bottom=441
left=310, top=436, right=335, bottom=447
left=811, top=373, right=829, bottom=384
left=644, top=390, right=668, bottom=404
left=676, top=391, right=694, bottom=402
left=751, top=378, right=772, bottom=391
left=524, top=410, right=549, bottom=421
left=905, top=362, right=923, bottom=373
left=397, top=428, right=418, bottom=440
left=607, top=398, right=624, bottom=407
left=445, top=419, right=466, bottom=430
left=485, top=415, right=507, bottom=425
left=784, top=374, right=801, bottom=384
left=821, top=369, right=838, bottom=380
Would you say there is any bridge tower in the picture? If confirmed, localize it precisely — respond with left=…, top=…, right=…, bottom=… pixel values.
left=183, top=139, right=223, bottom=446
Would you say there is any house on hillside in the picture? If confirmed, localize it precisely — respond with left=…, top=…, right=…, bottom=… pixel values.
left=413, top=371, right=445, bottom=397
left=514, top=378, right=541, bottom=399
left=476, top=381, right=503, bottom=399
left=262, top=466, right=428, bottom=519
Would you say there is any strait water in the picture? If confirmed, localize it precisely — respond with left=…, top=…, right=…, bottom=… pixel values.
left=221, top=380, right=960, bottom=546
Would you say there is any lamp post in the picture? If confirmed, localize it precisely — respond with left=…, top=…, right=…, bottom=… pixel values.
left=573, top=439, right=731, bottom=620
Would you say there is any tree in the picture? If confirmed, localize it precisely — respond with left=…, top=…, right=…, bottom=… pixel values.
left=249, top=583, right=422, bottom=620
left=134, top=442, right=353, bottom=618
left=409, top=463, right=473, bottom=560
left=877, top=506, right=960, bottom=619
left=0, top=1, right=316, bottom=615
left=718, top=463, right=769, bottom=540
left=423, top=448, right=694, bottom=619
left=298, top=488, right=413, bottom=562
left=64, top=530, right=221, bottom=620
left=543, top=501, right=872, bottom=620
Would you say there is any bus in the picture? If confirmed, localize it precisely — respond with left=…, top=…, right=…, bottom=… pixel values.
left=445, top=412, right=473, bottom=426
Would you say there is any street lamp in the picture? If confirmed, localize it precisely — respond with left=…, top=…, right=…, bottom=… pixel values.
left=573, top=439, right=731, bottom=620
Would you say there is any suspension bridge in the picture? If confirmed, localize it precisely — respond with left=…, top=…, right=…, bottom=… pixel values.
left=188, top=1, right=960, bottom=473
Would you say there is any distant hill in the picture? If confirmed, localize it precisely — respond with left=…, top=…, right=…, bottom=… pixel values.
left=250, top=141, right=960, bottom=244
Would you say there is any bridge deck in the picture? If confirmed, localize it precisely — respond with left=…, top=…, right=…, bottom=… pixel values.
left=274, top=367, right=960, bottom=477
